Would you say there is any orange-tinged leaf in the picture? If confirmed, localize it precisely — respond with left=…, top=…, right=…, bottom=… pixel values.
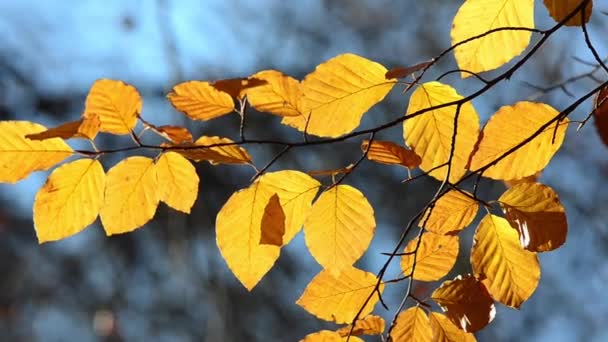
left=246, top=70, right=302, bottom=117
left=423, top=190, right=478, bottom=235
left=173, top=136, right=252, bottom=165
left=259, top=193, right=285, bottom=246
left=404, top=82, right=480, bottom=183
left=304, top=185, right=375, bottom=273
left=429, top=312, right=477, bottom=342
left=431, top=274, right=496, bottom=333
left=155, top=152, right=199, bottom=214
left=26, top=116, right=101, bottom=141
left=296, top=267, right=383, bottom=323
left=216, top=170, right=319, bottom=290
left=362, top=140, right=422, bottom=169
left=543, top=0, right=593, bottom=26
left=0, top=121, right=73, bottom=183
left=385, top=60, right=432, bottom=79
left=471, top=215, right=540, bottom=308
left=211, top=77, right=267, bottom=99
left=282, top=53, right=396, bottom=137
left=401, top=233, right=459, bottom=281
left=451, top=0, right=534, bottom=77
left=498, top=182, right=567, bottom=252
left=468, top=102, right=567, bottom=181
left=300, top=330, right=364, bottom=342
left=100, top=157, right=159, bottom=235
left=167, top=81, right=235, bottom=120
left=390, top=307, right=433, bottom=342
left=336, top=315, right=385, bottom=337
left=33, top=159, right=105, bottom=243
left=154, top=125, right=193, bottom=144
left=83, top=79, right=142, bottom=135
left=594, top=85, right=608, bottom=147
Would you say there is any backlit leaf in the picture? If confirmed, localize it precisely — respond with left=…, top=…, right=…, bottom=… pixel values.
left=471, top=215, right=540, bottom=308
left=389, top=307, right=433, bottom=342
left=0, top=121, right=73, bottom=183
left=404, top=82, right=480, bottom=183
left=300, top=330, right=364, bottom=342
left=431, top=274, right=496, bottom=333
left=155, top=152, right=199, bottom=214
left=361, top=140, right=422, bottom=169
left=429, top=312, right=477, bottom=342
left=26, top=116, right=101, bottom=141
left=422, top=190, right=478, bottom=235
left=173, top=136, right=252, bottom=165
left=543, top=0, right=593, bottom=26
left=100, top=157, right=159, bottom=235
left=304, top=185, right=375, bottom=273
left=153, top=125, right=193, bottom=144
left=246, top=70, right=302, bottom=117
left=498, top=182, right=567, bottom=252
left=296, top=267, right=383, bottom=323
left=211, top=77, right=267, bottom=99
left=451, top=0, right=534, bottom=77
left=401, top=232, right=459, bottom=281
left=468, top=101, right=567, bottom=181
left=167, top=81, right=235, bottom=120
left=336, top=315, right=385, bottom=337
left=34, top=159, right=105, bottom=243
left=259, top=193, right=286, bottom=246
left=282, top=53, right=396, bottom=137
left=83, top=79, right=142, bottom=135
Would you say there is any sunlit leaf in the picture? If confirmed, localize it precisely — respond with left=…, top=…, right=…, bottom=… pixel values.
left=468, top=101, right=567, bottom=181
left=259, top=193, right=286, bottom=246
left=422, top=190, right=478, bottom=235
left=155, top=152, right=199, bottom=214
left=304, top=185, right=375, bottom=273
left=429, top=312, right=477, bottom=342
left=0, top=121, right=73, bottom=183
left=34, top=159, right=104, bottom=243
left=246, top=70, right=302, bottom=117
left=431, top=274, right=496, bottom=333
left=282, top=53, right=396, bottom=137
left=471, top=214, right=540, bottom=308
left=451, top=0, right=534, bottom=77
left=336, top=315, right=385, bottom=337
left=300, top=330, right=364, bottom=342
left=83, top=79, right=142, bottom=135
left=361, top=140, right=422, bottom=169
left=401, top=232, right=459, bottom=281
left=296, top=267, right=383, bottom=324
left=26, top=116, right=101, bottom=141
left=167, top=81, right=235, bottom=121
left=390, top=307, right=433, bottom=342
left=404, top=82, right=479, bottom=183
left=543, top=0, right=593, bottom=26
left=173, top=136, right=252, bottom=165
left=100, top=157, right=159, bottom=235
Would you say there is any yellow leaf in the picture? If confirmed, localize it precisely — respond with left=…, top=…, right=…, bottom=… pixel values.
left=216, top=170, right=319, bottom=290
left=100, top=157, right=159, bottom=235
left=0, top=121, right=73, bottom=183
left=401, top=233, right=459, bottom=281
left=167, top=81, right=235, bottom=120
left=259, top=193, right=286, bottom=246
left=173, top=136, right=252, bottom=165
left=451, top=0, right=534, bottom=77
left=423, top=190, right=478, bottom=235
left=471, top=215, right=540, bottom=308
left=361, top=140, right=422, bottom=169
left=336, top=315, right=385, bottom=337
left=304, top=185, right=375, bottom=273
left=246, top=70, right=302, bottom=117
left=296, top=267, right=383, bottom=324
left=404, top=82, right=480, bottom=183
left=300, top=330, right=364, bottom=342
left=155, top=152, right=199, bottom=214
left=503, top=171, right=541, bottom=189
left=390, top=307, right=433, bottom=342
left=431, top=274, right=496, bottom=333
left=498, top=182, right=567, bottom=252
left=26, top=116, right=101, bottom=141
left=544, top=0, right=593, bottom=26
left=429, top=312, right=477, bottom=342
left=83, top=79, right=142, bottom=135
left=468, top=101, right=567, bottom=181
left=282, top=53, right=396, bottom=137
left=33, top=159, right=105, bottom=243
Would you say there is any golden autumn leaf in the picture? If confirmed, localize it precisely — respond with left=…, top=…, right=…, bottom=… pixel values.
left=404, top=82, right=480, bottom=183
left=401, top=232, right=459, bottom=281
left=33, top=159, right=105, bottom=243
left=173, top=135, right=252, bottom=165
left=246, top=70, right=302, bottom=117
left=259, top=193, right=286, bottom=246
left=100, top=157, right=159, bottom=235
left=216, top=170, right=320, bottom=290
left=167, top=81, right=235, bottom=120
left=296, top=267, right=383, bottom=324
left=26, top=116, right=101, bottom=141
left=429, top=312, right=477, bottom=342
left=471, top=215, right=540, bottom=308
left=422, top=190, right=478, bottom=235
left=83, top=79, right=142, bottom=135
left=389, top=307, right=433, bottom=342
left=543, top=0, right=593, bottom=27
left=468, top=102, right=567, bottom=181
left=498, top=182, right=567, bottom=252
left=155, top=152, right=199, bottom=214
left=304, top=185, right=376, bottom=273
left=300, top=330, right=364, bottom=342
left=282, top=53, right=396, bottom=137
left=431, top=274, right=496, bottom=333
left=594, top=85, right=608, bottom=147
left=211, top=77, right=267, bottom=99
left=336, top=315, right=385, bottom=337
left=361, top=140, right=422, bottom=169
left=451, top=0, right=534, bottom=77
left=0, top=121, right=73, bottom=183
